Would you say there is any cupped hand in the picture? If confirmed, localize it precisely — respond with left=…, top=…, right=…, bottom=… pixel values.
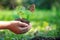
left=7, top=21, right=32, bottom=34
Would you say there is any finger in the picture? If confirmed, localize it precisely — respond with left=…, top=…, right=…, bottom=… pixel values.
left=18, top=22, right=28, bottom=27
left=18, top=27, right=28, bottom=31
left=18, top=23, right=32, bottom=33
left=28, top=23, right=32, bottom=29
left=19, top=23, right=32, bottom=30
left=18, top=27, right=29, bottom=33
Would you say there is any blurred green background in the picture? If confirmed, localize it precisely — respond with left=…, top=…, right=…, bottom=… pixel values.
left=0, top=0, right=60, bottom=40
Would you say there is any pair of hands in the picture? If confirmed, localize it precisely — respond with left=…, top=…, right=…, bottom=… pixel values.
left=7, top=21, right=32, bottom=34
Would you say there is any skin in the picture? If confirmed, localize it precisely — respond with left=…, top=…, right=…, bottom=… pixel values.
left=0, top=21, right=31, bottom=34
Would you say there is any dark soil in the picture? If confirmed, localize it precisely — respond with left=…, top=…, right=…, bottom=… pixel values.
left=15, top=18, right=30, bottom=24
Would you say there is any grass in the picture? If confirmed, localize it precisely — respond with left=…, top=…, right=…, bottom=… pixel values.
left=0, top=7, right=57, bottom=40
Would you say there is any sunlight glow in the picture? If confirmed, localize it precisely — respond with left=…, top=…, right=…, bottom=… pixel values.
left=45, top=26, right=52, bottom=31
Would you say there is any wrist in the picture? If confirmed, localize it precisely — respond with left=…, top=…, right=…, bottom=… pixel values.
left=0, top=21, right=11, bottom=29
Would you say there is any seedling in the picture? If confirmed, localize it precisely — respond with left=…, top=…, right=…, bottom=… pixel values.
left=13, top=7, right=30, bottom=24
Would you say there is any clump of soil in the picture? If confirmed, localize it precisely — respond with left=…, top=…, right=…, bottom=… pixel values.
left=15, top=18, right=30, bottom=24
